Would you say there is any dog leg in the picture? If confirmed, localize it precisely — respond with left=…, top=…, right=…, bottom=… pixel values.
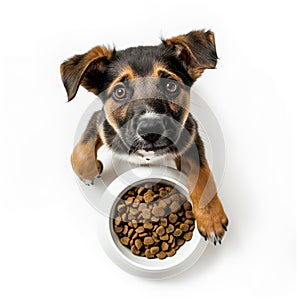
left=180, top=134, right=228, bottom=244
left=71, top=111, right=103, bottom=185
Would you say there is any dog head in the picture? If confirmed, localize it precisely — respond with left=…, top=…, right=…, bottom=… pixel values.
left=61, top=30, right=217, bottom=157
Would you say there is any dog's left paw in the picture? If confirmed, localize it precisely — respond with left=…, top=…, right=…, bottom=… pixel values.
left=193, top=196, right=228, bottom=245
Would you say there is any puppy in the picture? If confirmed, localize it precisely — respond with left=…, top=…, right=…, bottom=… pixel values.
left=60, top=30, right=228, bottom=245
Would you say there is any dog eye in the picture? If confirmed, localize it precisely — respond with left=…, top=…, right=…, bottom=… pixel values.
left=165, top=81, right=178, bottom=93
left=113, top=83, right=127, bottom=100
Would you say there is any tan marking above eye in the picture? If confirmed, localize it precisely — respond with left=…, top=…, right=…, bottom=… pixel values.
left=107, top=66, right=135, bottom=94
left=152, top=64, right=183, bottom=84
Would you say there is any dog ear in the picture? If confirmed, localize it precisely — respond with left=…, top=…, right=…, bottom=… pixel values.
left=163, top=30, right=218, bottom=80
left=60, top=46, right=114, bottom=101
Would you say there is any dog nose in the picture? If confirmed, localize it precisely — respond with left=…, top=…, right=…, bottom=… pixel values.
left=137, top=120, right=165, bottom=143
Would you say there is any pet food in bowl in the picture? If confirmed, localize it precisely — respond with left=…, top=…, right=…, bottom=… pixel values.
left=113, top=182, right=195, bottom=259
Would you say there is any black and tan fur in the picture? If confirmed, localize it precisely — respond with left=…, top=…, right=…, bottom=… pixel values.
left=60, top=30, right=228, bottom=245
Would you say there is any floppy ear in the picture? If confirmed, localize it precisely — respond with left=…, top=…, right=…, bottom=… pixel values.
left=163, top=30, right=218, bottom=80
left=60, top=46, right=114, bottom=101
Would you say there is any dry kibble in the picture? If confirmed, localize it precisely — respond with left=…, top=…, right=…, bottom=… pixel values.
left=113, top=182, right=195, bottom=259
left=156, top=251, right=167, bottom=259
left=161, top=242, right=169, bottom=251
left=120, top=236, right=130, bottom=246
left=156, top=226, right=165, bottom=236
left=180, top=223, right=189, bottom=232
left=144, top=236, right=154, bottom=245
left=185, top=210, right=194, bottom=219
left=168, top=214, right=178, bottom=224
left=173, top=228, right=183, bottom=237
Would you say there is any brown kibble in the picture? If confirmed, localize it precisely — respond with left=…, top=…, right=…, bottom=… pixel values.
left=173, top=228, right=183, bottom=237
left=151, top=216, right=159, bottom=222
left=139, top=232, right=147, bottom=238
left=129, top=207, right=138, bottom=215
left=183, top=231, right=193, bottom=241
left=184, top=219, right=194, bottom=225
left=177, top=238, right=185, bottom=246
left=125, top=197, right=134, bottom=205
left=185, top=210, right=194, bottom=219
left=144, top=236, right=154, bottom=245
left=170, top=201, right=181, bottom=213
left=143, top=222, right=153, bottom=230
left=134, top=239, right=143, bottom=250
left=168, top=235, right=174, bottom=244
left=128, top=228, right=134, bottom=238
left=122, top=225, right=128, bottom=235
left=117, top=204, right=127, bottom=213
left=138, top=203, right=147, bottom=211
left=159, top=217, right=168, bottom=227
left=156, top=251, right=167, bottom=259
left=120, top=236, right=130, bottom=246
left=145, top=249, right=154, bottom=259
left=144, top=193, right=154, bottom=203
left=137, top=187, right=145, bottom=195
left=114, top=225, right=123, bottom=234
left=135, top=226, right=144, bottom=233
left=114, top=216, right=121, bottom=226
left=183, top=201, right=192, bottom=211
left=156, top=225, right=165, bottom=236
left=180, top=223, right=189, bottom=232
left=166, top=224, right=174, bottom=233
left=131, top=245, right=140, bottom=255
left=150, top=246, right=160, bottom=255
left=159, top=190, right=168, bottom=198
left=166, top=248, right=176, bottom=257
left=142, top=209, right=151, bottom=219
left=152, top=206, right=165, bottom=217
left=160, top=234, right=169, bottom=241
left=161, top=242, right=169, bottom=251
left=168, top=213, right=178, bottom=223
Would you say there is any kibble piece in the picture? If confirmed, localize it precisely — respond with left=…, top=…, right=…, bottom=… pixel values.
left=173, top=228, right=183, bottom=237
left=159, top=217, right=168, bottom=227
left=122, top=225, right=128, bottom=235
left=131, top=245, right=140, bottom=255
left=134, top=239, right=143, bottom=250
left=120, top=236, right=130, bottom=246
left=144, top=236, right=154, bottom=245
left=166, top=248, right=176, bottom=257
left=180, top=223, right=189, bottom=232
left=114, top=225, right=123, bottom=234
left=144, top=193, right=154, bottom=203
left=166, top=224, right=174, bottom=233
left=129, top=207, right=138, bottom=215
left=135, top=226, right=144, bottom=233
left=145, top=249, right=154, bottom=259
left=142, top=208, right=151, bottom=219
left=177, top=238, right=185, bottom=246
left=150, top=246, right=160, bottom=255
left=127, top=190, right=135, bottom=196
left=138, top=203, right=147, bottom=211
left=160, top=234, right=169, bottom=241
left=114, top=216, right=122, bottom=226
left=156, top=225, right=165, bottom=236
left=125, top=197, right=134, bottom=205
left=168, top=213, right=178, bottom=223
left=137, top=187, right=145, bottom=195
left=183, top=231, right=193, bottom=241
left=128, top=228, right=134, bottom=238
left=156, top=251, right=167, bottom=259
left=161, top=242, right=169, bottom=251
left=143, top=222, right=153, bottom=230
left=183, top=201, right=192, bottom=211
left=139, top=232, right=147, bottom=238
left=184, top=219, right=194, bottom=225
left=168, top=234, right=174, bottom=244
left=151, top=216, right=159, bottom=222
left=185, top=210, right=194, bottom=219
left=170, top=201, right=181, bottom=213
left=117, top=204, right=126, bottom=213
left=152, top=206, right=165, bottom=217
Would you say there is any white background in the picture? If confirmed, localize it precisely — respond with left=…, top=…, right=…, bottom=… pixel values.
left=0, top=0, right=298, bottom=299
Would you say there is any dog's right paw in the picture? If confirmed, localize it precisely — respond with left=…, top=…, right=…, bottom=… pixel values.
left=78, top=160, right=103, bottom=186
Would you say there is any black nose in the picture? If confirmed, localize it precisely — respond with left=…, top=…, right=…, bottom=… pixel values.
left=137, top=120, right=165, bottom=143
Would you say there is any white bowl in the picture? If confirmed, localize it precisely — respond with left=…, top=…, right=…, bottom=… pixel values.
left=96, top=166, right=207, bottom=279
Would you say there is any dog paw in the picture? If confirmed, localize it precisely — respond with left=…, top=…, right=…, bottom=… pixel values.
left=79, top=160, right=103, bottom=186
left=194, top=198, right=228, bottom=245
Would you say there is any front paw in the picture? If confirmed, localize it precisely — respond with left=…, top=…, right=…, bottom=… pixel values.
left=77, top=160, right=103, bottom=186
left=193, top=196, right=228, bottom=245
